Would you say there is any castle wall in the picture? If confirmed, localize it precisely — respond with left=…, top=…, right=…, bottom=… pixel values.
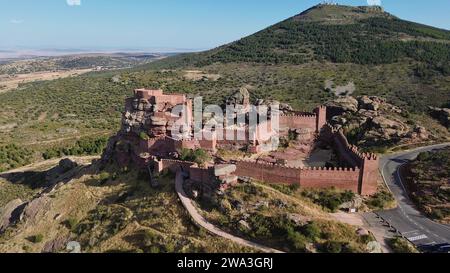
left=134, top=89, right=163, bottom=99
left=235, top=161, right=301, bottom=185
left=300, top=167, right=360, bottom=192
left=331, top=129, right=364, bottom=167
left=235, top=160, right=372, bottom=195
left=153, top=94, right=187, bottom=106
left=189, top=166, right=215, bottom=184
left=160, top=159, right=196, bottom=173
left=279, top=115, right=317, bottom=132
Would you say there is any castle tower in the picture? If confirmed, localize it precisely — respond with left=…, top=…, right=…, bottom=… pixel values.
left=359, top=154, right=379, bottom=195
left=314, top=106, right=327, bottom=133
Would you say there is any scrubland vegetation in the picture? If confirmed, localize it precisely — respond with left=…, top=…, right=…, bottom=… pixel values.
left=403, top=147, right=450, bottom=223
left=197, top=182, right=374, bottom=253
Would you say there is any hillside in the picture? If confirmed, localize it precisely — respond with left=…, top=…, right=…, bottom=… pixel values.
left=145, top=4, right=450, bottom=111
left=0, top=158, right=256, bottom=253
left=0, top=158, right=386, bottom=253
left=402, top=147, right=450, bottom=224
left=0, top=53, right=165, bottom=75
left=149, top=5, right=449, bottom=68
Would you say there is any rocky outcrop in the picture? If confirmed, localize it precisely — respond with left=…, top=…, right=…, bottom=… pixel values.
left=429, top=107, right=450, bottom=128
left=42, top=236, right=70, bottom=253
left=214, top=164, right=237, bottom=177
left=326, top=96, right=359, bottom=115
left=226, top=87, right=250, bottom=107
left=122, top=97, right=175, bottom=138
left=256, top=99, right=293, bottom=114
left=327, top=96, right=429, bottom=149
left=21, top=196, right=51, bottom=224
left=0, top=199, right=25, bottom=233
left=45, top=159, right=78, bottom=183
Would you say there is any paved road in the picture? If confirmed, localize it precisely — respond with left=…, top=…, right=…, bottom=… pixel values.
left=175, top=171, right=284, bottom=253
left=378, top=143, right=450, bottom=247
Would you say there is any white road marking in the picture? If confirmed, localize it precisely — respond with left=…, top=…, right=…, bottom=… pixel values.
left=403, top=230, right=419, bottom=235
left=408, top=235, right=428, bottom=242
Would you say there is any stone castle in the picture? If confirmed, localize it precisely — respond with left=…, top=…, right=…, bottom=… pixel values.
left=102, top=88, right=379, bottom=197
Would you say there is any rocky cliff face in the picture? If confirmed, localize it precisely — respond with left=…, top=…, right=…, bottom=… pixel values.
left=327, top=96, right=430, bottom=150
left=429, top=107, right=450, bottom=129
left=122, top=97, right=179, bottom=138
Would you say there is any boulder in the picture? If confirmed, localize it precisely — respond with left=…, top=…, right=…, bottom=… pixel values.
left=238, top=220, right=251, bottom=230
left=58, top=159, right=78, bottom=172
left=218, top=175, right=238, bottom=185
left=66, top=241, right=81, bottom=253
left=287, top=213, right=311, bottom=226
left=21, top=196, right=51, bottom=224
left=326, top=96, right=359, bottom=114
left=42, top=236, right=69, bottom=253
left=413, top=126, right=429, bottom=140
left=358, top=96, right=381, bottom=111
left=357, top=228, right=370, bottom=236
left=45, top=159, right=78, bottom=183
left=214, top=164, right=237, bottom=177
left=227, top=87, right=250, bottom=106
left=366, top=241, right=383, bottom=254
left=0, top=199, right=25, bottom=233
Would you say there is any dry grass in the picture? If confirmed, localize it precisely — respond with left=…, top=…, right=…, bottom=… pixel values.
left=0, top=161, right=254, bottom=253
left=0, top=69, right=93, bottom=93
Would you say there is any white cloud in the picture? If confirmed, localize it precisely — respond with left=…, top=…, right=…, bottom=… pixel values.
left=66, top=0, right=81, bottom=6
left=10, top=19, right=24, bottom=24
left=367, top=0, right=382, bottom=6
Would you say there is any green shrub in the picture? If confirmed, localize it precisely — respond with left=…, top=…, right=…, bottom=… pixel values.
left=179, top=148, right=211, bottom=166
left=64, top=218, right=78, bottom=231
left=323, top=241, right=343, bottom=253
left=98, top=172, right=110, bottom=184
left=0, top=144, right=34, bottom=172
left=301, top=189, right=355, bottom=212
left=139, top=131, right=149, bottom=141
left=388, top=237, right=419, bottom=253
left=287, top=228, right=308, bottom=252
left=29, top=234, right=44, bottom=244
left=367, top=191, right=395, bottom=210
left=417, top=152, right=431, bottom=162
left=42, top=136, right=108, bottom=160
left=301, top=222, right=321, bottom=241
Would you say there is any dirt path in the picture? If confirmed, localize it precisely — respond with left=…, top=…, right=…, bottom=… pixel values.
left=254, top=182, right=327, bottom=218
left=23, top=131, right=112, bottom=147
left=1, top=156, right=100, bottom=174
left=175, top=171, right=284, bottom=253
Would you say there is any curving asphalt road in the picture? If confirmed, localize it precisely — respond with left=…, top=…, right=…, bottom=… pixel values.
left=378, top=143, right=450, bottom=247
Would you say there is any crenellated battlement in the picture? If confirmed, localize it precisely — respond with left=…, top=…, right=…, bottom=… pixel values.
left=238, top=159, right=302, bottom=170
left=237, top=159, right=359, bottom=172
left=161, top=158, right=196, bottom=165
left=301, top=166, right=360, bottom=172
left=280, top=114, right=317, bottom=118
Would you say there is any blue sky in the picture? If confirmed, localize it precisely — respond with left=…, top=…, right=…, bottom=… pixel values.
left=1, top=0, right=449, bottom=52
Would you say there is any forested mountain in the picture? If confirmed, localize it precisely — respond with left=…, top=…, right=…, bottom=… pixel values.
left=149, top=4, right=450, bottom=74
